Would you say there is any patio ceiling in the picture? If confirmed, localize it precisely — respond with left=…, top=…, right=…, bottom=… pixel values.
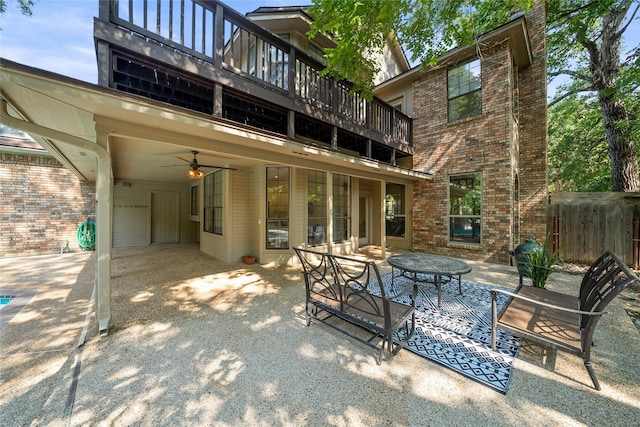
left=0, top=59, right=430, bottom=185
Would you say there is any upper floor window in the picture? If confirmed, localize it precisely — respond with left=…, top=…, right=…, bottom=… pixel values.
left=204, top=171, right=223, bottom=235
left=308, top=42, right=326, bottom=64
left=449, top=173, right=482, bottom=244
left=278, top=33, right=291, bottom=43
left=448, top=58, right=481, bottom=122
left=389, top=98, right=403, bottom=113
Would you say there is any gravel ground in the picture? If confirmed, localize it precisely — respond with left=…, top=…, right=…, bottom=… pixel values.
left=1, top=243, right=639, bottom=426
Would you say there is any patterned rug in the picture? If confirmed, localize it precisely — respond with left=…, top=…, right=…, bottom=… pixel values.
left=371, top=272, right=521, bottom=394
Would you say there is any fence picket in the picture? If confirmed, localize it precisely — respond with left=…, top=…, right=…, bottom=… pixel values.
left=548, top=192, right=640, bottom=265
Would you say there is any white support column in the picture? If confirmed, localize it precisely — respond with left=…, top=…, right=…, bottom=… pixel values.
left=352, top=178, right=359, bottom=252
left=95, top=128, right=113, bottom=336
left=327, top=172, right=333, bottom=253
left=380, top=180, right=387, bottom=259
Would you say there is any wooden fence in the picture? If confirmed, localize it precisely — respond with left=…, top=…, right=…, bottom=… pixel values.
left=547, top=192, right=640, bottom=267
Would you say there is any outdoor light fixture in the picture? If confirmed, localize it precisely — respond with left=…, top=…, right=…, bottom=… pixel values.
left=171, top=151, right=237, bottom=180
left=186, top=168, right=205, bottom=179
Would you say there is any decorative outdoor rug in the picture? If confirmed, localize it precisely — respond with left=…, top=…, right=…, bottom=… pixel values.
left=371, top=273, right=521, bottom=394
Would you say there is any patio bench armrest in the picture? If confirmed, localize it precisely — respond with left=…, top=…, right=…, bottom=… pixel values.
left=490, top=288, right=607, bottom=317
left=385, top=282, right=418, bottom=301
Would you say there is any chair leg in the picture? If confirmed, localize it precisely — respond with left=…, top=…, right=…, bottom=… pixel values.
left=584, top=360, right=601, bottom=390
left=307, top=304, right=319, bottom=326
left=378, top=341, right=386, bottom=365
left=490, top=293, right=498, bottom=351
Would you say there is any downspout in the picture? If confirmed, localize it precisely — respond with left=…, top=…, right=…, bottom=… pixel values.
left=1, top=99, right=113, bottom=336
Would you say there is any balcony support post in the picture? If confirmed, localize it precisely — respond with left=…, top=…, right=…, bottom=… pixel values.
left=213, top=83, right=223, bottom=117
left=288, top=110, right=296, bottom=138
left=100, top=0, right=111, bottom=21
left=214, top=3, right=224, bottom=68
left=331, top=126, right=337, bottom=151
left=288, top=46, right=296, bottom=98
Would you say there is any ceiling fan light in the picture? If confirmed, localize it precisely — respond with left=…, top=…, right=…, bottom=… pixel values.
left=186, top=169, right=205, bottom=179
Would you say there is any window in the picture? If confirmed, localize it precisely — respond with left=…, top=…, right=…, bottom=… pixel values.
left=266, top=167, right=289, bottom=249
left=448, top=58, right=481, bottom=122
left=308, top=42, right=325, bottom=64
left=385, top=183, right=405, bottom=237
left=389, top=98, right=403, bottom=112
left=190, top=184, right=199, bottom=217
left=277, top=33, right=290, bottom=43
left=307, top=170, right=327, bottom=246
left=332, top=174, right=351, bottom=242
left=203, top=171, right=223, bottom=234
left=449, top=173, right=482, bottom=244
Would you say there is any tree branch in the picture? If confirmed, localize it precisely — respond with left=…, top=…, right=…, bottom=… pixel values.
left=614, top=2, right=639, bottom=40
left=548, top=86, right=595, bottom=107
left=548, top=69, right=593, bottom=83
left=551, top=1, right=600, bottom=19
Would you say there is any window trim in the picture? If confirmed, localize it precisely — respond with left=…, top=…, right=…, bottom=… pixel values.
left=448, top=172, right=482, bottom=245
left=190, top=183, right=200, bottom=220
left=385, top=183, right=406, bottom=238
left=447, top=57, right=482, bottom=122
left=307, top=170, right=327, bottom=246
left=332, top=173, right=351, bottom=243
left=203, top=170, right=224, bottom=235
left=266, top=166, right=290, bottom=250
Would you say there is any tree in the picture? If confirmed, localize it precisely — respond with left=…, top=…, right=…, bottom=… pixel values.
left=547, top=0, right=639, bottom=192
left=548, top=96, right=613, bottom=191
left=308, top=0, right=640, bottom=191
left=308, top=0, right=535, bottom=96
left=0, top=0, right=35, bottom=16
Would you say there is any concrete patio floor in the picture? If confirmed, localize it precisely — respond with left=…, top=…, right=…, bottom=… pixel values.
left=1, top=243, right=639, bottom=426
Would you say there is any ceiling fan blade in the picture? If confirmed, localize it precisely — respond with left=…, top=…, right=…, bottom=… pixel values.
left=198, top=164, right=239, bottom=170
left=176, top=156, right=192, bottom=163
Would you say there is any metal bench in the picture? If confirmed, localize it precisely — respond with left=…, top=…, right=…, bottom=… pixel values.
left=294, top=247, right=416, bottom=363
left=490, top=250, right=638, bottom=390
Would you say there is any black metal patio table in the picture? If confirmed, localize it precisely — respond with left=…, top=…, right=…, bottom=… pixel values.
left=386, top=253, right=472, bottom=308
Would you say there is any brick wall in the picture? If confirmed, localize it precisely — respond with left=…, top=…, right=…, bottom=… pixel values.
left=411, top=3, right=547, bottom=263
left=0, top=152, right=95, bottom=257
left=516, top=2, right=548, bottom=242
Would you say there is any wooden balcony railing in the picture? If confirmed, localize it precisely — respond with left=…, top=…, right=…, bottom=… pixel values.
left=105, top=0, right=412, bottom=151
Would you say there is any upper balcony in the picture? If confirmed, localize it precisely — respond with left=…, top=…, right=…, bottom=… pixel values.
left=94, top=0, right=413, bottom=166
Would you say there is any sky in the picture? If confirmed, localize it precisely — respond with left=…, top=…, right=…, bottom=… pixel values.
left=0, top=0, right=306, bottom=83
left=0, top=1, right=639, bottom=95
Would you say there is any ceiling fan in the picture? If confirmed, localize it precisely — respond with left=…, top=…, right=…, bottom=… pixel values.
left=173, top=151, right=237, bottom=179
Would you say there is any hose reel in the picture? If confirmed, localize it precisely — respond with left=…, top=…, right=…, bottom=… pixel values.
left=77, top=220, right=96, bottom=251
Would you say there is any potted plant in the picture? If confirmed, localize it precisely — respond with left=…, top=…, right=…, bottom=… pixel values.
left=519, top=235, right=562, bottom=288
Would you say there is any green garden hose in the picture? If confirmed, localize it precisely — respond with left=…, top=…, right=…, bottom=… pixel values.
left=77, top=220, right=96, bottom=251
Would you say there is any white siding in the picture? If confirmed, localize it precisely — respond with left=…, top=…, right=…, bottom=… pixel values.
left=373, top=42, right=403, bottom=85
left=112, top=180, right=197, bottom=248
left=229, top=168, right=252, bottom=262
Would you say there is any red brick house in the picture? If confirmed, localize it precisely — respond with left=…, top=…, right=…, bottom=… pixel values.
left=375, top=4, right=547, bottom=262
left=0, top=1, right=547, bottom=332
